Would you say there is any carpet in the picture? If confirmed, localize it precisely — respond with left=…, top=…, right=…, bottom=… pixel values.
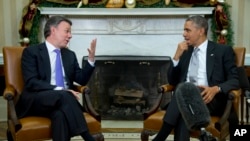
left=102, top=128, right=142, bottom=133
left=0, top=121, right=201, bottom=141
left=0, top=121, right=143, bottom=141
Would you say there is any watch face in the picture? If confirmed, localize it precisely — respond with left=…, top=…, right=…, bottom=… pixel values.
left=218, top=86, right=221, bottom=92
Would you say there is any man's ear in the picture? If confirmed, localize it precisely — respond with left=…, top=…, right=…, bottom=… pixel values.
left=200, top=28, right=205, bottom=36
left=50, top=26, right=56, bottom=34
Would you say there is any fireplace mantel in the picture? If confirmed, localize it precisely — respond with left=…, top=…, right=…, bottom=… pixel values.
left=39, top=7, right=214, bottom=16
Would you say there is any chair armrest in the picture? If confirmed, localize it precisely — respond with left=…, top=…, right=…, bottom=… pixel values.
left=3, top=85, right=16, bottom=100
left=231, top=89, right=241, bottom=115
left=215, top=90, right=240, bottom=131
left=143, top=84, right=174, bottom=119
left=82, top=87, right=101, bottom=122
left=3, top=86, right=22, bottom=132
left=158, top=84, right=175, bottom=93
left=143, top=92, right=163, bottom=119
left=73, top=85, right=88, bottom=93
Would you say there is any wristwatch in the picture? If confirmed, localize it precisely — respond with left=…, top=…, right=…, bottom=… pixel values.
left=218, top=86, right=222, bottom=93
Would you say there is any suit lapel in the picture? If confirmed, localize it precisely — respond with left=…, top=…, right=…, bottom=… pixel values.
left=206, top=41, right=215, bottom=80
left=60, top=49, right=70, bottom=80
left=181, top=47, right=193, bottom=81
left=39, top=43, right=51, bottom=81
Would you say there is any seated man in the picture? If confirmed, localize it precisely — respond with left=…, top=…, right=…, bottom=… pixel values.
left=16, top=16, right=97, bottom=141
left=153, top=15, right=239, bottom=141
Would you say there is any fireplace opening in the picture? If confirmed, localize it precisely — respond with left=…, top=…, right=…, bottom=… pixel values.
left=82, top=56, right=171, bottom=120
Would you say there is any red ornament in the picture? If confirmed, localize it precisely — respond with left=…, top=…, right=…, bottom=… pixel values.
left=217, top=35, right=227, bottom=44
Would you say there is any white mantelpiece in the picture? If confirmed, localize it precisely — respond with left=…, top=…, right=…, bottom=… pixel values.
left=39, top=7, right=214, bottom=16
left=39, top=7, right=214, bottom=63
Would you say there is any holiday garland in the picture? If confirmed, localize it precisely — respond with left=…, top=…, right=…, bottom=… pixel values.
left=20, top=0, right=234, bottom=46
left=211, top=2, right=234, bottom=46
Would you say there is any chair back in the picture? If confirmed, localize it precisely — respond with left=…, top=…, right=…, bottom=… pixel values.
left=234, top=47, right=246, bottom=67
left=232, top=47, right=246, bottom=117
left=3, top=47, right=25, bottom=101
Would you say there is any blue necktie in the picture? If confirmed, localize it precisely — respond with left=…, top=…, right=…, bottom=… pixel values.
left=189, top=48, right=199, bottom=84
left=54, top=49, right=64, bottom=88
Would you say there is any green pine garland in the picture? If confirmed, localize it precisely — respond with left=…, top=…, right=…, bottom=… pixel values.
left=210, top=3, right=234, bottom=46
left=27, top=1, right=234, bottom=46
left=29, top=10, right=42, bottom=45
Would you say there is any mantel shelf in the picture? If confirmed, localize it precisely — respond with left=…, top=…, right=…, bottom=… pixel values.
left=38, top=7, right=214, bottom=16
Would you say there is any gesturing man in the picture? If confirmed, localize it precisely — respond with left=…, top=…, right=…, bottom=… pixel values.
left=16, top=16, right=97, bottom=141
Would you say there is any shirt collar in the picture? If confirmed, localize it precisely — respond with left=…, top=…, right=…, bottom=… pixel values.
left=45, top=40, right=59, bottom=53
left=197, top=39, right=208, bottom=53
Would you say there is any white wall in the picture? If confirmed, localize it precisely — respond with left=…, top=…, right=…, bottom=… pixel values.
left=0, top=0, right=29, bottom=51
left=228, top=0, right=250, bottom=49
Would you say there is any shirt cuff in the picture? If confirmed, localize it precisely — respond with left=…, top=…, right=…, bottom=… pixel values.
left=54, top=86, right=64, bottom=90
left=172, top=59, right=179, bottom=67
left=88, top=59, right=95, bottom=67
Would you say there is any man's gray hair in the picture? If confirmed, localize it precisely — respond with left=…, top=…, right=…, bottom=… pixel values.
left=44, top=16, right=72, bottom=38
left=186, top=15, right=208, bottom=35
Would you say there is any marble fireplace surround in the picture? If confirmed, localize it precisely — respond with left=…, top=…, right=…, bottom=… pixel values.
left=39, top=7, right=214, bottom=120
left=39, top=8, right=217, bottom=125
left=39, top=7, right=214, bottom=64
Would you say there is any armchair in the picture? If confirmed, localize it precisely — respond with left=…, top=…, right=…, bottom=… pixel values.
left=141, top=47, right=245, bottom=141
left=2, top=46, right=104, bottom=141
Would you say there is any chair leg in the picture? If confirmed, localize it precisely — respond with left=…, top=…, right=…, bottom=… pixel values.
left=141, top=129, right=157, bottom=141
left=241, top=93, right=244, bottom=124
left=92, top=133, right=104, bottom=141
left=141, top=130, right=150, bottom=141
left=6, top=129, right=14, bottom=141
left=246, top=98, right=249, bottom=124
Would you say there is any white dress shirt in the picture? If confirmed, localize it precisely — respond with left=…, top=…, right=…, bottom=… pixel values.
left=45, top=41, right=95, bottom=90
left=172, top=40, right=208, bottom=86
left=46, top=41, right=68, bottom=90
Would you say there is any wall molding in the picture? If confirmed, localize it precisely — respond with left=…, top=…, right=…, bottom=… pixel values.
left=39, top=7, right=214, bottom=16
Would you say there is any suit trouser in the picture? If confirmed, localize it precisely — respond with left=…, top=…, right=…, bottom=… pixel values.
left=29, top=90, right=88, bottom=141
left=163, top=91, right=228, bottom=141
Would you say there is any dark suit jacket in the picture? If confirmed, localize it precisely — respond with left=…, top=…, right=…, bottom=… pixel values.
left=16, top=43, right=95, bottom=118
left=167, top=41, right=239, bottom=113
left=168, top=41, right=239, bottom=93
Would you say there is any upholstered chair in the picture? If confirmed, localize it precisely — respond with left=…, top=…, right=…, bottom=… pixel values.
left=141, top=47, right=246, bottom=141
left=3, top=46, right=104, bottom=141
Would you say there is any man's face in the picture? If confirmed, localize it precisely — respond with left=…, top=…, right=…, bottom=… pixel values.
left=51, top=21, right=72, bottom=48
left=182, top=21, right=203, bottom=47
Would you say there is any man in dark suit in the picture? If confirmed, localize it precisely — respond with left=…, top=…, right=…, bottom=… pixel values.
left=153, top=15, right=239, bottom=141
left=16, top=16, right=97, bottom=141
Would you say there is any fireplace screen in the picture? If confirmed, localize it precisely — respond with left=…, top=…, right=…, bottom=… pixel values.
left=82, top=56, right=171, bottom=120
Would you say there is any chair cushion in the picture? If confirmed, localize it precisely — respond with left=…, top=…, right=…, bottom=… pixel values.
left=16, top=117, right=51, bottom=141
left=143, top=110, right=165, bottom=131
left=84, top=113, right=102, bottom=134
left=15, top=113, right=101, bottom=141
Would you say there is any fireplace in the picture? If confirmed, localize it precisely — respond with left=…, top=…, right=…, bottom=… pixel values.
left=82, top=56, right=171, bottom=120
left=39, top=7, right=214, bottom=120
